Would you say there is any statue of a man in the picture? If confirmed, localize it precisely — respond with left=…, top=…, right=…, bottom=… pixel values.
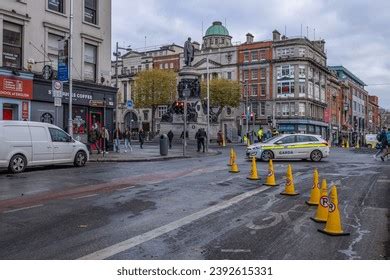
left=184, top=37, right=194, bottom=67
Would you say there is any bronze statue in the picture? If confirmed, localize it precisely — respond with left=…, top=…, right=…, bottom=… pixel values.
left=184, top=37, right=194, bottom=67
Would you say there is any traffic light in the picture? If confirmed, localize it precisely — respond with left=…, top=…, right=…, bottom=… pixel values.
left=173, top=101, right=185, bottom=114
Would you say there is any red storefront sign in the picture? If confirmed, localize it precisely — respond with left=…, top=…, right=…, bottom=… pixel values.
left=0, top=76, right=33, bottom=100
left=22, top=101, right=29, bottom=120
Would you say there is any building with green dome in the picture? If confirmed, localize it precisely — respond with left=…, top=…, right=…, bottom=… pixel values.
left=202, top=21, right=232, bottom=49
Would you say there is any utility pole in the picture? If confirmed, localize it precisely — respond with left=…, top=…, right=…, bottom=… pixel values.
left=206, top=56, right=210, bottom=152
left=68, top=0, right=74, bottom=136
left=183, top=97, right=187, bottom=157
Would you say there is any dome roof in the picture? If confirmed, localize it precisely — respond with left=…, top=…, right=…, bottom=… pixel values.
left=205, top=21, right=230, bottom=37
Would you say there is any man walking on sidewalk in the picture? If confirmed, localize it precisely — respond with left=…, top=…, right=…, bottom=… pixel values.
left=196, top=128, right=207, bottom=153
left=139, top=129, right=145, bottom=149
left=167, top=130, right=174, bottom=149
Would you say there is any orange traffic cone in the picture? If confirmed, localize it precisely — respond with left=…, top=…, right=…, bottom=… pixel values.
left=227, top=148, right=234, bottom=166
left=280, top=164, right=299, bottom=196
left=247, top=157, right=260, bottom=180
left=318, top=186, right=350, bottom=236
left=306, top=168, right=320, bottom=206
left=229, top=157, right=240, bottom=173
left=310, top=179, right=329, bottom=223
left=263, top=159, right=279, bottom=186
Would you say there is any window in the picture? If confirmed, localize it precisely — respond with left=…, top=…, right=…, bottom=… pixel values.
left=260, top=85, right=266, bottom=96
left=282, top=65, right=290, bottom=76
left=159, top=64, right=163, bottom=69
left=314, top=84, right=320, bottom=100
left=282, top=103, right=290, bottom=116
left=308, top=67, right=314, bottom=79
left=260, top=102, right=266, bottom=116
left=170, top=62, right=174, bottom=69
left=49, top=128, right=70, bottom=142
left=259, top=50, right=266, bottom=60
left=353, top=101, right=357, bottom=111
left=2, top=22, right=22, bottom=69
left=251, top=51, right=258, bottom=61
left=243, top=70, right=249, bottom=80
left=290, top=102, right=295, bottom=115
left=260, top=68, right=266, bottom=80
left=158, top=106, right=167, bottom=118
left=308, top=81, right=313, bottom=98
left=298, top=48, right=306, bottom=57
left=221, top=38, right=225, bottom=45
left=145, top=63, right=150, bottom=70
left=84, top=44, right=97, bottom=82
left=227, top=72, right=232, bottom=80
left=299, top=81, right=306, bottom=96
left=299, top=65, right=305, bottom=77
left=244, top=52, right=249, bottom=62
left=277, top=81, right=294, bottom=97
left=251, top=84, right=258, bottom=96
left=164, top=63, right=168, bottom=69
left=131, top=66, right=135, bottom=73
left=85, top=0, right=97, bottom=24
left=48, top=0, right=64, bottom=13
left=138, top=65, right=142, bottom=72
left=143, top=110, right=149, bottom=120
left=251, top=69, right=258, bottom=80
left=299, top=103, right=306, bottom=116
left=297, top=135, right=315, bottom=142
left=279, top=135, right=296, bottom=144
left=48, top=33, right=63, bottom=71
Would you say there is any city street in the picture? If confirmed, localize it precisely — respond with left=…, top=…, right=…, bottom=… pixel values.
left=0, top=146, right=388, bottom=260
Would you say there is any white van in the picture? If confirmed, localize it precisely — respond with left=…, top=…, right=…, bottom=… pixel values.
left=0, top=121, right=89, bottom=173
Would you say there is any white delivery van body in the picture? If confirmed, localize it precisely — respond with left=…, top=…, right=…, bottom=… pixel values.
left=0, top=121, right=89, bottom=173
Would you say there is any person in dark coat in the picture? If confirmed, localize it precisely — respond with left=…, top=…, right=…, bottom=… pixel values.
left=196, top=128, right=207, bottom=152
left=167, top=130, right=174, bottom=149
left=139, top=129, right=145, bottom=149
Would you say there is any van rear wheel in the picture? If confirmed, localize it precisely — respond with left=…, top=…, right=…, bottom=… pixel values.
left=9, top=154, right=27, bottom=173
left=74, top=151, right=87, bottom=167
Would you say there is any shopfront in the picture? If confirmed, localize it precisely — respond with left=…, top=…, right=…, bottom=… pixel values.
left=32, top=77, right=116, bottom=144
left=0, top=69, right=33, bottom=121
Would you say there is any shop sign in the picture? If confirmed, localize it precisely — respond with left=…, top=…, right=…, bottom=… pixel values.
left=0, top=76, right=33, bottom=100
left=22, top=101, right=29, bottom=120
left=52, top=80, right=63, bottom=98
left=89, top=100, right=106, bottom=107
left=54, top=97, right=62, bottom=107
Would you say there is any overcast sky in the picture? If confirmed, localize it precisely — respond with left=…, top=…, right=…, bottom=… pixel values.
left=112, top=0, right=390, bottom=109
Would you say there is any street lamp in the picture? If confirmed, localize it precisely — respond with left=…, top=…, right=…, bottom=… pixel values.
left=239, top=81, right=249, bottom=137
left=113, top=42, right=132, bottom=137
left=206, top=55, right=210, bottom=152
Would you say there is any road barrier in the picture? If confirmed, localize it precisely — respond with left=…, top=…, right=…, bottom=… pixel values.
left=263, top=160, right=279, bottom=187
left=247, top=157, right=260, bottom=181
left=306, top=168, right=320, bottom=206
left=280, top=164, right=299, bottom=196
left=310, top=179, right=329, bottom=223
left=318, top=186, right=350, bottom=236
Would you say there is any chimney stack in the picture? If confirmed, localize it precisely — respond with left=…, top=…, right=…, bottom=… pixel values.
left=246, top=33, right=254, bottom=44
left=272, top=30, right=281, bottom=41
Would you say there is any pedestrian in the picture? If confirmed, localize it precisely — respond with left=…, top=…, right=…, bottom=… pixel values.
left=257, top=127, right=264, bottom=142
left=100, top=126, right=109, bottom=154
left=139, top=129, right=145, bottom=149
left=88, top=125, right=101, bottom=154
left=378, top=127, right=389, bottom=161
left=196, top=128, right=207, bottom=152
left=113, top=127, right=122, bottom=153
left=217, top=130, right=223, bottom=146
left=124, top=128, right=133, bottom=152
left=167, top=130, right=174, bottom=149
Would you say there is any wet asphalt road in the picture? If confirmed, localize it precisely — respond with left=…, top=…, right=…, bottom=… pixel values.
left=0, top=146, right=388, bottom=260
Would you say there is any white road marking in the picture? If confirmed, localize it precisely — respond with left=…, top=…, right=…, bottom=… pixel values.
left=72, top=194, right=98, bottom=200
left=116, top=186, right=136, bottom=191
left=78, top=187, right=269, bottom=260
left=3, top=204, right=43, bottom=214
left=221, top=249, right=251, bottom=253
left=377, top=179, right=390, bottom=183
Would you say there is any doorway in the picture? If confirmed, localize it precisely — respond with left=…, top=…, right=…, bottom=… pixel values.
left=3, top=108, right=12, bottom=120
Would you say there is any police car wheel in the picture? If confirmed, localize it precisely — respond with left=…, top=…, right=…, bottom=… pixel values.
left=310, top=150, right=323, bottom=162
left=261, top=150, right=274, bottom=161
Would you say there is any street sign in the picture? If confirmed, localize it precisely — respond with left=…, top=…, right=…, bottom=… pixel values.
left=58, top=39, right=69, bottom=81
left=54, top=97, right=62, bottom=107
left=52, top=80, right=63, bottom=98
left=127, top=100, right=134, bottom=109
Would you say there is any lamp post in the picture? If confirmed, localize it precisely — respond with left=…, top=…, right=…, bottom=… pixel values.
left=239, top=81, right=249, bottom=138
left=206, top=55, right=210, bottom=152
left=113, top=42, right=132, bottom=137
left=67, top=0, right=74, bottom=136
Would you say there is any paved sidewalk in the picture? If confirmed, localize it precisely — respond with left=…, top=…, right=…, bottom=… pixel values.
left=88, top=143, right=221, bottom=162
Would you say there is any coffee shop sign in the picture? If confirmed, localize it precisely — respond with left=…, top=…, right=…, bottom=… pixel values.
left=48, top=90, right=93, bottom=101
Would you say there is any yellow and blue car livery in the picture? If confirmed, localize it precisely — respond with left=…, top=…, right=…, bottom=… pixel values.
left=246, top=134, right=330, bottom=162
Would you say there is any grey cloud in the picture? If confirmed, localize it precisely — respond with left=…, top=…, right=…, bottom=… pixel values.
left=112, top=0, right=390, bottom=108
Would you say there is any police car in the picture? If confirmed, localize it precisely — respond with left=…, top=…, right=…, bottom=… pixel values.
left=246, top=134, right=330, bottom=162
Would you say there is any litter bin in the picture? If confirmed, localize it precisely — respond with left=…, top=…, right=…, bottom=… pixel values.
left=160, top=134, right=169, bottom=156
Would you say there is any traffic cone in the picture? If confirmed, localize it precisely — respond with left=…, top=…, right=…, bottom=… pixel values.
left=263, top=159, right=279, bottom=186
left=229, top=158, right=240, bottom=173
left=306, top=168, right=320, bottom=206
left=247, top=157, right=260, bottom=180
left=227, top=148, right=234, bottom=166
left=346, top=141, right=350, bottom=148
left=318, top=186, right=350, bottom=236
left=280, top=164, right=299, bottom=196
left=310, top=179, right=329, bottom=223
